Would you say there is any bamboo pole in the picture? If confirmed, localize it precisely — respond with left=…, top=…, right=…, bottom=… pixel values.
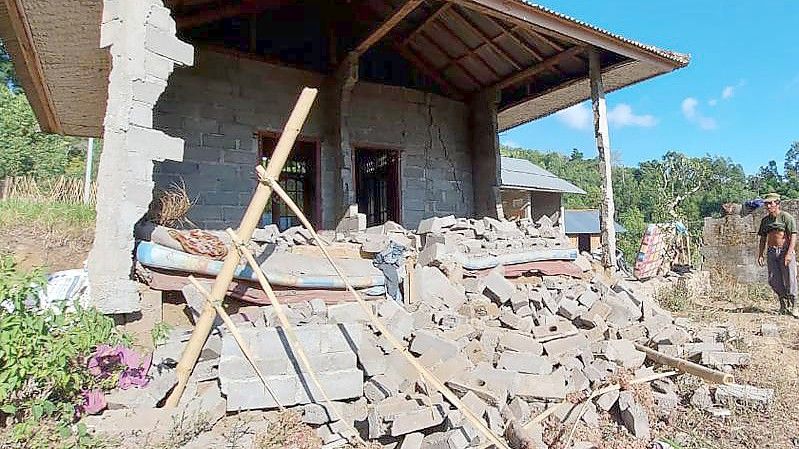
left=226, top=229, right=366, bottom=445
left=258, top=171, right=510, bottom=449
left=164, top=87, right=318, bottom=408
left=634, top=343, right=734, bottom=385
left=521, top=370, right=678, bottom=433
left=186, top=276, right=285, bottom=410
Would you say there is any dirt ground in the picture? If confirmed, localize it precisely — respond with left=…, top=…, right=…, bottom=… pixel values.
left=0, top=224, right=93, bottom=272
left=662, top=290, right=799, bottom=449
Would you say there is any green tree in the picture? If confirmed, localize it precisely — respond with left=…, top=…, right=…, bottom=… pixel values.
left=0, top=39, right=18, bottom=90
left=0, top=84, right=83, bottom=178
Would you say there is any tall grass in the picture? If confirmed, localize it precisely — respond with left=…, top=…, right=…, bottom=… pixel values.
left=0, top=200, right=95, bottom=232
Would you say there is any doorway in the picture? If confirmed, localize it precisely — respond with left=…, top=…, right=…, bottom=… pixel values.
left=577, top=234, right=592, bottom=253
left=258, top=133, right=319, bottom=231
left=354, top=148, right=400, bottom=227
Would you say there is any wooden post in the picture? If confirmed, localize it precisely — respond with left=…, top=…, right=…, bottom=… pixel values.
left=589, top=47, right=617, bottom=269
left=164, top=88, right=318, bottom=407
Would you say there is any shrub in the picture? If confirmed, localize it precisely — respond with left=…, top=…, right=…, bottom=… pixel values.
left=0, top=256, right=126, bottom=448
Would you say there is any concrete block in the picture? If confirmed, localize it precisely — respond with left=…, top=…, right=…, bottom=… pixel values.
left=482, top=269, right=516, bottom=304
left=512, top=372, right=567, bottom=400
left=596, top=390, right=619, bottom=411
left=497, top=352, right=553, bottom=374
left=620, top=401, right=651, bottom=441
left=701, top=351, right=751, bottom=368
left=542, top=334, right=589, bottom=358
left=399, top=432, right=424, bottom=449
left=390, top=405, right=446, bottom=436
left=715, top=383, right=774, bottom=409
left=328, top=302, right=371, bottom=323
left=760, top=322, right=780, bottom=337
left=498, top=332, right=543, bottom=354
left=414, top=267, right=467, bottom=310
left=531, top=321, right=578, bottom=341
left=417, top=215, right=456, bottom=234
left=410, top=330, right=459, bottom=361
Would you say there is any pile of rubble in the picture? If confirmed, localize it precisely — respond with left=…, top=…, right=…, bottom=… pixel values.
left=88, top=215, right=768, bottom=448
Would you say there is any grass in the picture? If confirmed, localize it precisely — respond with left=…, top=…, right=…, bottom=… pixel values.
left=0, top=199, right=95, bottom=233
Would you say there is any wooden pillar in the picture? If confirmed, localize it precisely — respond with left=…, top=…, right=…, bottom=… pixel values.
left=589, top=47, right=617, bottom=269
left=469, top=88, right=502, bottom=219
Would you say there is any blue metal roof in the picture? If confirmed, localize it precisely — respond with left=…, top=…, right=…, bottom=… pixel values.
left=500, top=157, right=586, bottom=194
left=564, top=209, right=626, bottom=234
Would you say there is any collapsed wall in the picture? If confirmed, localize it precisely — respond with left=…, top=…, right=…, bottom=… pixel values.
left=702, top=199, right=799, bottom=283
left=87, top=0, right=194, bottom=313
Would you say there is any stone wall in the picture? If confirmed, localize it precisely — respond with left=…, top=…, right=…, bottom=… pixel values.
left=153, top=49, right=473, bottom=230
left=701, top=200, right=799, bottom=283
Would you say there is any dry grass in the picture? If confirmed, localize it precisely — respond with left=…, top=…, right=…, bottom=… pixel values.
left=1, top=176, right=96, bottom=205
left=148, top=180, right=196, bottom=228
left=253, top=410, right=322, bottom=449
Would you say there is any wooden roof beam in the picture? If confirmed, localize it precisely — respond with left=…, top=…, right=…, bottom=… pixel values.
left=352, top=0, right=425, bottom=57
left=433, top=20, right=501, bottom=79
left=175, top=1, right=274, bottom=29
left=394, top=44, right=465, bottom=99
left=448, top=7, right=522, bottom=70
left=400, top=2, right=452, bottom=46
left=492, top=44, right=585, bottom=90
left=412, top=33, right=485, bottom=88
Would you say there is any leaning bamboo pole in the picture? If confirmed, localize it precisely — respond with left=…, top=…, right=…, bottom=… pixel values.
left=226, top=229, right=366, bottom=445
left=259, top=171, right=511, bottom=449
left=186, top=276, right=284, bottom=410
left=164, top=87, right=318, bottom=407
left=634, top=343, right=734, bottom=385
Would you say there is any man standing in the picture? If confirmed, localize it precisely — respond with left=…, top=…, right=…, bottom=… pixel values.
left=757, top=193, right=798, bottom=316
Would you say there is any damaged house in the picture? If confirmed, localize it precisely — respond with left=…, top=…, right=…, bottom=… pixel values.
left=0, top=0, right=687, bottom=314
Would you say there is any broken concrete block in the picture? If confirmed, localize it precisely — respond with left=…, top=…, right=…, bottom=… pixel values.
left=410, top=329, right=459, bottom=361
left=557, top=298, right=584, bottom=320
left=512, top=372, right=567, bottom=400
left=414, top=267, right=466, bottom=310
left=498, top=332, right=543, bottom=354
left=497, top=351, right=553, bottom=375
left=389, top=405, right=447, bottom=436
left=417, top=215, right=456, bottom=234
left=398, top=432, right=424, bottom=449
left=531, top=321, right=578, bottom=341
left=596, top=390, right=619, bottom=411
left=760, top=322, right=780, bottom=337
left=482, top=269, right=516, bottom=304
left=690, top=385, right=713, bottom=410
left=599, top=339, right=646, bottom=369
left=327, top=302, right=371, bottom=323
left=620, top=400, right=651, bottom=441
left=542, top=333, right=589, bottom=358
left=700, top=351, right=751, bottom=368
left=715, top=383, right=774, bottom=409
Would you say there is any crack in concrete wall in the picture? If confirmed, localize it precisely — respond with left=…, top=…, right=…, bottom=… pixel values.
left=87, top=0, right=194, bottom=313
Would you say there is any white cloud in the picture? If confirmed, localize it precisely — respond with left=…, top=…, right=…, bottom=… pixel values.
left=681, top=97, right=717, bottom=130
left=607, top=103, right=657, bottom=128
left=555, top=103, right=591, bottom=130
left=501, top=138, right=520, bottom=148
left=721, top=85, right=735, bottom=99
left=708, top=99, right=718, bottom=107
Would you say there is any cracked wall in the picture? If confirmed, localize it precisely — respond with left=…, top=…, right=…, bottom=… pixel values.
left=152, top=49, right=474, bottom=230
left=87, top=0, right=193, bottom=313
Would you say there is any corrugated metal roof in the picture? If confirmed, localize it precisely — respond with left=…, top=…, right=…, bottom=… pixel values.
left=564, top=209, right=626, bottom=234
left=500, top=157, right=586, bottom=194
left=521, top=2, right=690, bottom=66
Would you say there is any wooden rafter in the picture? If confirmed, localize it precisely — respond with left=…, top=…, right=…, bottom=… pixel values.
left=524, top=28, right=564, bottom=52
left=433, top=21, right=500, bottom=80
left=175, top=1, right=275, bottom=28
left=448, top=8, right=522, bottom=70
left=400, top=2, right=452, bottom=46
left=353, top=0, right=424, bottom=57
left=411, top=32, right=485, bottom=88
left=504, top=25, right=544, bottom=61
left=492, top=44, right=585, bottom=90
left=394, top=44, right=465, bottom=99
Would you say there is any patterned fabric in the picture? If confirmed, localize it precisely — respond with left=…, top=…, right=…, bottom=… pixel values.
left=168, top=229, right=229, bottom=260
left=634, top=224, right=666, bottom=280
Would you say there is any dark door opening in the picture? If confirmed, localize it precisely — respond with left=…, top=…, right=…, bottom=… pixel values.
left=354, top=148, right=400, bottom=227
left=258, top=133, right=319, bottom=231
left=577, top=234, right=591, bottom=253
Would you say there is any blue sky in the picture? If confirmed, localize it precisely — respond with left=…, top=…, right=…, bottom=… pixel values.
left=498, top=1, right=799, bottom=174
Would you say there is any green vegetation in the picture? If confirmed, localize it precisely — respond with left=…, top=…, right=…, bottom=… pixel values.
left=0, top=200, right=95, bottom=232
left=502, top=143, right=799, bottom=262
left=0, top=257, right=124, bottom=448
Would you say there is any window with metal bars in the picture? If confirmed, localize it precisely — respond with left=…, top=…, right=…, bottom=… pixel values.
left=258, top=133, right=318, bottom=231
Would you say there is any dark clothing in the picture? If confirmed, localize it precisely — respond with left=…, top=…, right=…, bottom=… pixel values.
left=767, top=246, right=798, bottom=298
left=758, top=211, right=798, bottom=236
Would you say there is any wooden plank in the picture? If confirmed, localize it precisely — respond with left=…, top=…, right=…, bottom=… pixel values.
left=504, top=24, right=544, bottom=61
left=448, top=7, right=522, bottom=69
left=524, top=27, right=564, bottom=52
left=395, top=43, right=466, bottom=99
left=589, top=47, right=617, bottom=269
left=353, top=0, right=425, bottom=56
left=3, top=0, right=61, bottom=133
left=400, top=2, right=453, bottom=46
left=449, top=0, right=679, bottom=70
left=491, top=44, right=584, bottom=90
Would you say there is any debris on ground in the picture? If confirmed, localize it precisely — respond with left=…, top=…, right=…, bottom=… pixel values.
left=82, top=214, right=771, bottom=448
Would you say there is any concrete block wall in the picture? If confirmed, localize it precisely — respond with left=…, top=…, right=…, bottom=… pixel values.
left=87, top=0, right=193, bottom=313
left=152, top=49, right=473, bottom=230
